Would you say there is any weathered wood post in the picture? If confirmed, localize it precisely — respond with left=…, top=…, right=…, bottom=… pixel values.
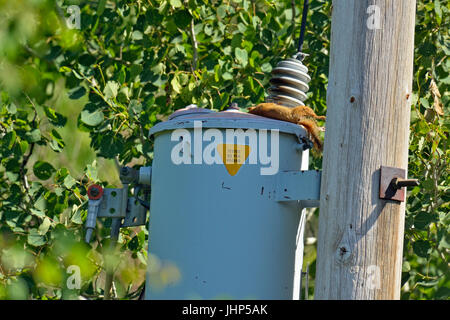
left=315, top=0, right=417, bottom=299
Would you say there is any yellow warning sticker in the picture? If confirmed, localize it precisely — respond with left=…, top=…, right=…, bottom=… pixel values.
left=217, top=144, right=251, bottom=176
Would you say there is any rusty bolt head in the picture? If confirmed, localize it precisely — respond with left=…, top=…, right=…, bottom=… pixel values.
left=88, top=184, right=103, bottom=200
left=90, top=188, right=100, bottom=197
left=121, top=167, right=130, bottom=176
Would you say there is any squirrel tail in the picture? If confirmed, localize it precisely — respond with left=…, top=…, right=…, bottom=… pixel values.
left=297, top=119, right=324, bottom=152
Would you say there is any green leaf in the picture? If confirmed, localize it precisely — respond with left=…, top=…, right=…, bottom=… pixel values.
left=38, top=217, right=52, bottom=235
left=235, top=47, right=248, bottom=67
left=118, top=67, right=126, bottom=84
left=217, top=5, right=227, bottom=18
left=71, top=208, right=83, bottom=225
left=27, top=229, right=46, bottom=247
left=261, top=62, right=272, bottom=73
left=104, top=81, right=119, bottom=99
left=63, top=175, right=76, bottom=189
left=4, top=131, right=16, bottom=149
left=414, top=211, right=435, bottom=230
left=86, top=161, right=98, bottom=182
left=129, top=100, right=143, bottom=115
left=402, top=261, right=411, bottom=272
left=222, top=72, right=233, bottom=81
left=237, top=22, right=247, bottom=34
left=131, top=30, right=143, bottom=40
left=416, top=120, right=430, bottom=135
left=34, top=195, right=46, bottom=212
left=311, top=11, right=328, bottom=26
left=231, top=34, right=243, bottom=49
left=33, top=161, right=56, bottom=180
left=146, top=9, right=163, bottom=25
left=438, top=228, right=450, bottom=249
left=30, top=208, right=45, bottom=218
left=49, top=129, right=65, bottom=152
left=127, top=235, right=140, bottom=251
left=434, top=0, right=442, bottom=25
left=171, top=75, right=182, bottom=94
left=19, top=140, right=29, bottom=155
left=43, top=106, right=67, bottom=127
left=413, top=240, right=431, bottom=258
left=81, top=109, right=104, bottom=127
left=173, top=10, right=192, bottom=29
left=97, top=0, right=107, bottom=15
left=68, top=86, right=87, bottom=100
left=421, top=179, right=435, bottom=191
left=130, top=64, right=143, bottom=80
left=204, top=24, right=213, bottom=36
left=169, top=0, right=182, bottom=8
left=213, top=64, right=221, bottom=82
left=26, top=129, right=41, bottom=143
left=7, top=102, right=17, bottom=114
left=435, top=287, right=450, bottom=300
left=59, top=66, right=72, bottom=73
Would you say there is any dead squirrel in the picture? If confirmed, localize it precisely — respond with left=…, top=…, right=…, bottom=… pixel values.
left=248, top=102, right=326, bottom=152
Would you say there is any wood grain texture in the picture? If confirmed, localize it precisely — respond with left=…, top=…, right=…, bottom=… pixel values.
left=315, top=0, right=416, bottom=300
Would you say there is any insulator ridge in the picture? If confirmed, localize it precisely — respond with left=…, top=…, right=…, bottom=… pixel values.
left=267, top=53, right=311, bottom=108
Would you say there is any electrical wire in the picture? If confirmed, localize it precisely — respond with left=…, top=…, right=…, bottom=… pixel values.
left=297, top=0, right=309, bottom=53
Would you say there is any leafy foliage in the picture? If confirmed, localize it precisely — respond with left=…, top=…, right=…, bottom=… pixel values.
left=0, top=0, right=447, bottom=300
left=401, top=0, right=449, bottom=300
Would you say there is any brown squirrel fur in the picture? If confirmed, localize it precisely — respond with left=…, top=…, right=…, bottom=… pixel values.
left=248, top=103, right=326, bottom=152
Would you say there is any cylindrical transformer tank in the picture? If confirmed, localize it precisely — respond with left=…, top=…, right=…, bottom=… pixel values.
left=144, top=105, right=313, bottom=299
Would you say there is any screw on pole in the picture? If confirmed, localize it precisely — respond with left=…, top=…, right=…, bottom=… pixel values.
left=390, top=177, right=419, bottom=189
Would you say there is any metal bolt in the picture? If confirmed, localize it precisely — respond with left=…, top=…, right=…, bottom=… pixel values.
left=87, top=184, right=103, bottom=200
left=390, top=177, right=419, bottom=190
left=90, top=187, right=100, bottom=197
left=228, top=102, right=239, bottom=110
left=121, top=167, right=130, bottom=176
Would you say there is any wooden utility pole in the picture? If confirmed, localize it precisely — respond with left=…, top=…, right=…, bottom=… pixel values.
left=315, top=0, right=417, bottom=299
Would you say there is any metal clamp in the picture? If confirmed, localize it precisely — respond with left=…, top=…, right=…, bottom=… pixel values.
left=85, top=194, right=102, bottom=243
left=84, top=166, right=152, bottom=243
left=379, top=166, right=419, bottom=202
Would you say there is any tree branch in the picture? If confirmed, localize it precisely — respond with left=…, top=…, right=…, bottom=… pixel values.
left=20, top=94, right=38, bottom=192
left=190, top=19, right=198, bottom=72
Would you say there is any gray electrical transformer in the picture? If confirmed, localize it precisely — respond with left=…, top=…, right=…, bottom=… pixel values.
left=143, top=105, right=321, bottom=299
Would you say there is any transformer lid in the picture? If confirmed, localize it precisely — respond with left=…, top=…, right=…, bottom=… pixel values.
left=167, top=104, right=215, bottom=120
left=149, top=105, right=309, bottom=140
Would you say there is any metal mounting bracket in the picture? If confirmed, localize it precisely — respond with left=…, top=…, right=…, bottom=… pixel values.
left=96, top=188, right=128, bottom=218
left=379, top=166, right=419, bottom=202
left=84, top=166, right=152, bottom=243
left=275, top=170, right=321, bottom=206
